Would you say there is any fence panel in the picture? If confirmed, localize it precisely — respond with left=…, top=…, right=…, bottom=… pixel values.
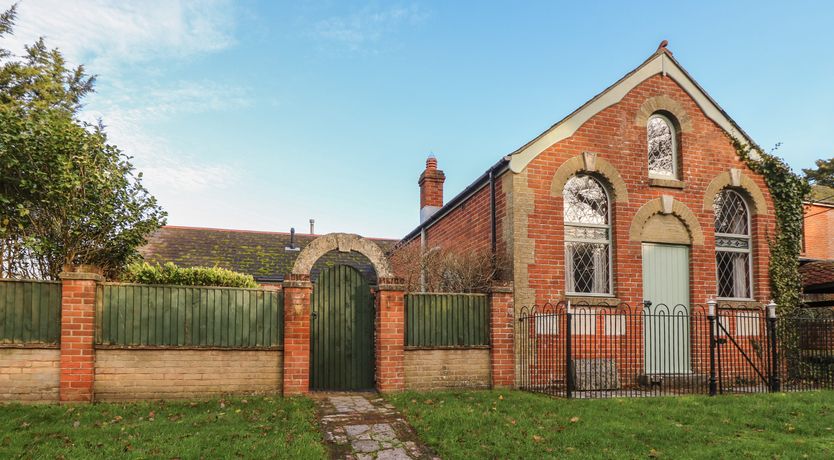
left=0, top=279, right=62, bottom=345
left=98, top=284, right=283, bottom=348
left=778, top=307, right=834, bottom=391
left=405, top=293, right=488, bottom=347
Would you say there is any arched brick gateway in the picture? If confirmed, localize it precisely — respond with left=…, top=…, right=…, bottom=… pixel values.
left=282, top=233, right=404, bottom=395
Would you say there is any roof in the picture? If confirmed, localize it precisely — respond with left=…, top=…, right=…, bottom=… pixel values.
left=507, top=47, right=762, bottom=173
left=800, top=260, right=834, bottom=293
left=808, top=185, right=834, bottom=205
left=139, top=226, right=398, bottom=283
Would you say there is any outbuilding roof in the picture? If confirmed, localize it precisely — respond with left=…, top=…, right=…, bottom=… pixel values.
left=139, top=226, right=398, bottom=283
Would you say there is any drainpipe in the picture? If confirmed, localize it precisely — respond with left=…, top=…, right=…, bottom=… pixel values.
left=489, top=169, right=497, bottom=256
left=419, top=227, right=427, bottom=292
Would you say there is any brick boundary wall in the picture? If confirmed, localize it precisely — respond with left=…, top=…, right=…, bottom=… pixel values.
left=2, top=267, right=508, bottom=402
left=404, top=348, right=490, bottom=390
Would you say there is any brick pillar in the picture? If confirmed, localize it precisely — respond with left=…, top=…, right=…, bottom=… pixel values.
left=58, top=267, right=103, bottom=403
left=283, top=275, right=312, bottom=395
left=376, top=278, right=405, bottom=392
left=490, top=282, right=515, bottom=388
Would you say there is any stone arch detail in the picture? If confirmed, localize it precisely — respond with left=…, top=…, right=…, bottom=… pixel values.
left=629, top=197, right=705, bottom=245
left=635, top=95, right=693, bottom=132
left=291, top=233, right=394, bottom=278
left=550, top=153, right=629, bottom=202
left=702, top=169, right=769, bottom=215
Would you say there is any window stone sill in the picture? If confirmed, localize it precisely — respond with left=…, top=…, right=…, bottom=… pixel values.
left=649, top=177, right=685, bottom=189
left=565, top=295, right=622, bottom=307
left=715, top=299, right=763, bottom=310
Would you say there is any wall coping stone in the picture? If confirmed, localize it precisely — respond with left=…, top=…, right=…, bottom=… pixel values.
left=378, top=283, right=406, bottom=292
left=58, top=271, right=104, bottom=281
left=283, top=280, right=312, bottom=289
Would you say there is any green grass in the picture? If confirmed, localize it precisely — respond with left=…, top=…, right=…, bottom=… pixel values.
left=387, top=390, right=834, bottom=459
left=0, top=396, right=326, bottom=459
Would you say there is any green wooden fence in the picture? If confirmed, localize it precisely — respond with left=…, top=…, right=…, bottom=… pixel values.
left=405, top=293, right=489, bottom=347
left=98, top=284, right=283, bottom=348
left=0, top=279, right=62, bottom=345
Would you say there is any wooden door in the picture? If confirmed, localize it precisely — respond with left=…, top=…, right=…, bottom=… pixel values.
left=642, top=243, right=691, bottom=374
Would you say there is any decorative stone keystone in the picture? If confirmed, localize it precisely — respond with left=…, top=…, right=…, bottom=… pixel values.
left=661, top=195, right=674, bottom=215
left=582, top=151, right=597, bottom=172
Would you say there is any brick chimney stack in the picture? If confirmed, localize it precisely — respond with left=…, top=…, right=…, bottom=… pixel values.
left=419, top=155, right=445, bottom=223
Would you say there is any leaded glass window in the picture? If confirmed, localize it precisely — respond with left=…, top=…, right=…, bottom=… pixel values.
left=647, top=114, right=676, bottom=178
left=714, top=189, right=752, bottom=299
left=564, top=175, right=611, bottom=295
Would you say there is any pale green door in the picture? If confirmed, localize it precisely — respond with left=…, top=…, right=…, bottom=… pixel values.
left=642, top=243, right=691, bottom=374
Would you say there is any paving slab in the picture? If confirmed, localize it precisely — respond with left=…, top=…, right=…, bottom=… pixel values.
left=313, top=393, right=438, bottom=460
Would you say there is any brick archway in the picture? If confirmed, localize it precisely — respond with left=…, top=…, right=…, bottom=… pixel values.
left=290, top=233, right=394, bottom=278
left=283, top=233, right=404, bottom=395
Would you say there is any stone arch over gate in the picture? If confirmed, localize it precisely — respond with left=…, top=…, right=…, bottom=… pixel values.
left=282, top=232, right=404, bottom=395
left=290, top=233, right=394, bottom=279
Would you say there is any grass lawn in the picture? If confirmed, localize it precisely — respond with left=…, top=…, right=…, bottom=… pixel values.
left=387, top=390, right=834, bottom=459
left=0, top=396, right=326, bottom=459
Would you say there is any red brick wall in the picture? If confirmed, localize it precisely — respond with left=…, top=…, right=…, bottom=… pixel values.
left=282, top=279, right=312, bottom=395
left=522, top=74, right=776, bottom=308
left=376, top=285, right=405, bottom=391
left=803, top=203, right=834, bottom=260
left=59, top=276, right=98, bottom=403
left=395, top=175, right=508, bottom=260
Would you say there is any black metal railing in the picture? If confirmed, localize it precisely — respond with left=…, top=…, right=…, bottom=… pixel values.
left=517, top=300, right=834, bottom=399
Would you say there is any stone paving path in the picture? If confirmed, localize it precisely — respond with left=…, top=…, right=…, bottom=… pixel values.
left=313, top=393, right=439, bottom=460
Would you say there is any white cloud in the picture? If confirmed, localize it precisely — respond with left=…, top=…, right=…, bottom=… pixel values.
left=80, top=81, right=249, bottom=194
left=1, top=0, right=235, bottom=73
left=313, top=4, right=427, bottom=50
left=1, top=1, right=245, bottom=195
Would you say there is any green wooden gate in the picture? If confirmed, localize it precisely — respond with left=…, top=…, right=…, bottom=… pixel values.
left=310, top=265, right=375, bottom=391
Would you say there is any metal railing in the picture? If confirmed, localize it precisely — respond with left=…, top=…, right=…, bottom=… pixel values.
left=517, top=300, right=834, bottom=398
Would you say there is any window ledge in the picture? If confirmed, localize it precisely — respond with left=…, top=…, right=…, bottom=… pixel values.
left=565, top=295, right=621, bottom=307
left=649, top=177, right=685, bottom=189
left=715, top=299, right=762, bottom=310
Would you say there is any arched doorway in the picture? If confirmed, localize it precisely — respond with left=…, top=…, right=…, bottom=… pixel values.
left=310, top=265, right=375, bottom=390
left=288, top=233, right=396, bottom=392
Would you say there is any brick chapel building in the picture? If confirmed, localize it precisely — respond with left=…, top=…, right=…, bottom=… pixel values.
left=396, top=42, right=776, bottom=319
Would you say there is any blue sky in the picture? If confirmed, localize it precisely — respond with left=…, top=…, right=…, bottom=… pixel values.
left=3, top=1, right=833, bottom=238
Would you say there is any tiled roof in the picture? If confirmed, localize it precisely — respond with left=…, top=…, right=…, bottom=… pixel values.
left=808, top=185, right=834, bottom=205
left=800, top=260, right=834, bottom=292
left=138, top=226, right=398, bottom=283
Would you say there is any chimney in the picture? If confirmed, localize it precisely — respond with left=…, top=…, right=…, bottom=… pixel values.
left=309, top=219, right=315, bottom=235
left=419, top=155, right=445, bottom=223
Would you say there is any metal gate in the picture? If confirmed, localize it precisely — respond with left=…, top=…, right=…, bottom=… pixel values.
left=310, top=265, right=375, bottom=391
left=714, top=308, right=774, bottom=394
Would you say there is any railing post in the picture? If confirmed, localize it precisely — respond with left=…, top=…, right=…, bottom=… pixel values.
left=767, top=300, right=780, bottom=393
left=707, top=298, right=717, bottom=396
left=565, top=301, right=573, bottom=399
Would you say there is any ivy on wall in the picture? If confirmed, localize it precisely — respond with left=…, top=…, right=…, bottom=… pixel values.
left=731, top=137, right=810, bottom=314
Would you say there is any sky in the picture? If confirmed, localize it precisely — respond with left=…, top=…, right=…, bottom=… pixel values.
left=1, top=0, right=832, bottom=239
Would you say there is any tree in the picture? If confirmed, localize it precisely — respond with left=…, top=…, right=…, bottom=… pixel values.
left=0, top=5, right=166, bottom=279
left=803, top=158, right=834, bottom=189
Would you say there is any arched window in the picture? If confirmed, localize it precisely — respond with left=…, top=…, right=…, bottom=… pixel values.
left=714, top=189, right=752, bottom=299
left=564, top=175, right=611, bottom=295
left=647, top=114, right=677, bottom=178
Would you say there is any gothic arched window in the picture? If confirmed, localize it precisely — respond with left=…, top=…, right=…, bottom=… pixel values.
left=564, top=175, right=612, bottom=295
